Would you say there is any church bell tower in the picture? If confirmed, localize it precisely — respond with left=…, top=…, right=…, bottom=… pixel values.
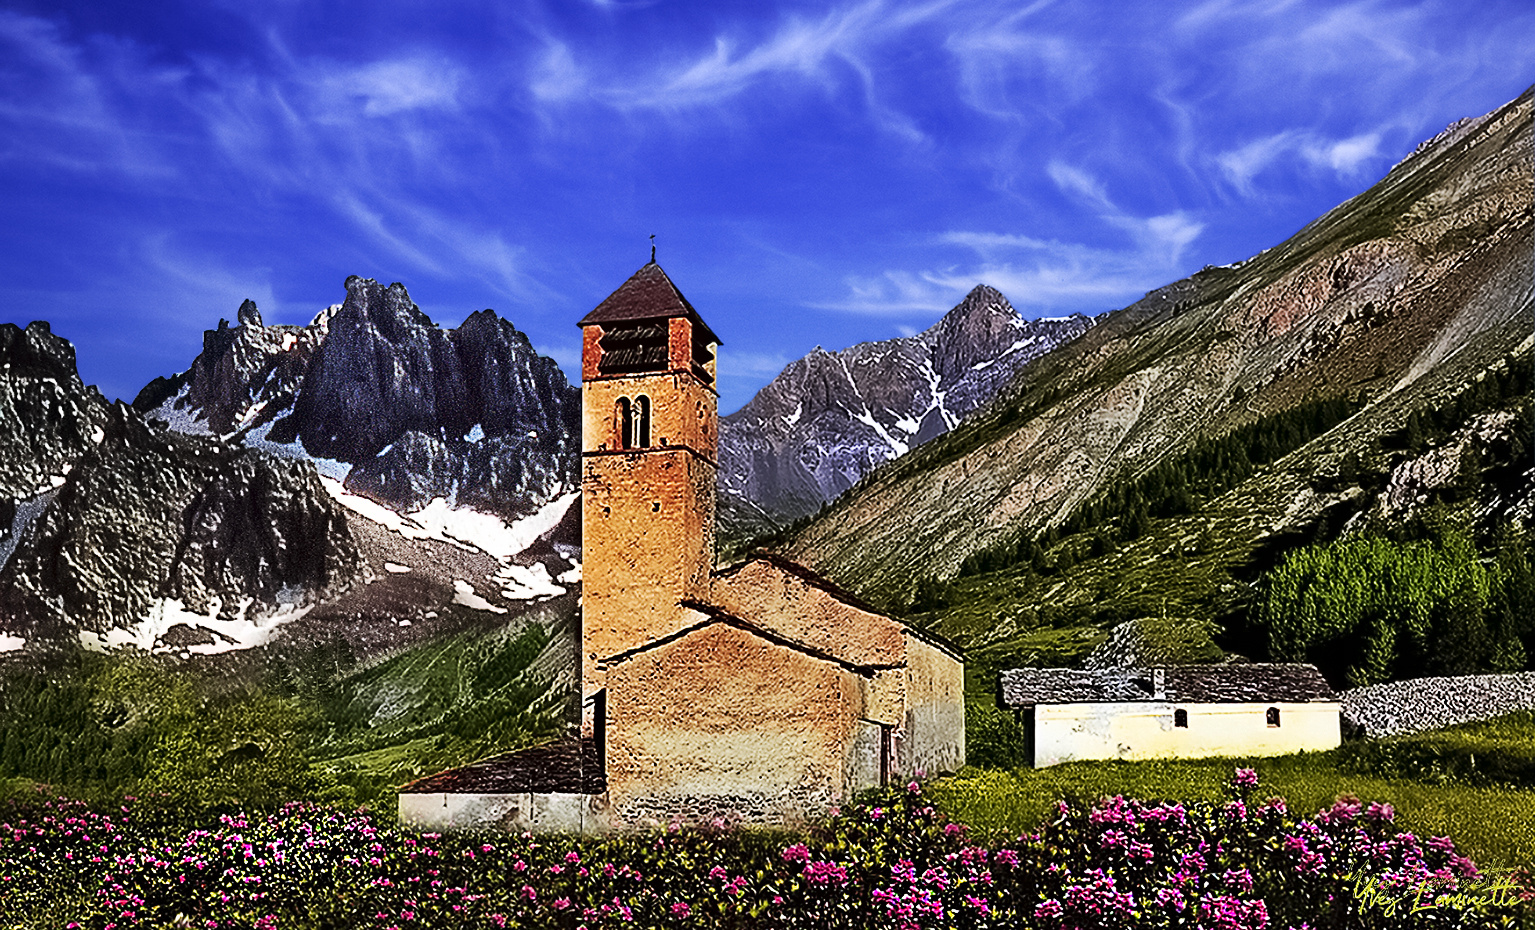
left=578, top=260, right=720, bottom=696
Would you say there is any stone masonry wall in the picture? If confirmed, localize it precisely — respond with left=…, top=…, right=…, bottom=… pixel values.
left=1340, top=673, right=1535, bottom=737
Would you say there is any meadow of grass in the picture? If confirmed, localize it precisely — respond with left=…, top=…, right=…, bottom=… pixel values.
left=929, top=711, right=1535, bottom=870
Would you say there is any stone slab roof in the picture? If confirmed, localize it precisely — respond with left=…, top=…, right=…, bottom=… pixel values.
left=1000, top=664, right=1336, bottom=708
left=577, top=261, right=721, bottom=346
left=398, top=737, right=605, bottom=795
left=999, top=668, right=1155, bottom=707
left=1167, top=664, right=1336, bottom=703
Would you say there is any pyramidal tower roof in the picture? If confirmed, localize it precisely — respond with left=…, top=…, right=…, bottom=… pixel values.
left=578, top=261, right=720, bottom=345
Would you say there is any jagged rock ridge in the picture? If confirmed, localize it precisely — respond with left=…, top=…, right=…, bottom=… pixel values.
left=718, top=286, right=1092, bottom=537
left=137, top=276, right=580, bottom=521
left=0, top=330, right=364, bottom=652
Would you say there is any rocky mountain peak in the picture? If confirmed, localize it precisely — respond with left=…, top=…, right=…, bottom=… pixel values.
left=236, top=298, right=263, bottom=328
left=717, top=284, right=1094, bottom=540
left=1, top=321, right=84, bottom=383
left=339, top=276, right=436, bottom=344
left=945, top=283, right=1010, bottom=324
left=922, top=284, right=1036, bottom=383
left=1, top=331, right=364, bottom=650
left=0, top=321, right=108, bottom=500
left=138, top=277, right=579, bottom=521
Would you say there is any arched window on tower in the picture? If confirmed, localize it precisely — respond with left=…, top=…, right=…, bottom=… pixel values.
left=634, top=395, right=651, bottom=448
left=615, top=395, right=651, bottom=450
left=616, top=396, right=632, bottom=449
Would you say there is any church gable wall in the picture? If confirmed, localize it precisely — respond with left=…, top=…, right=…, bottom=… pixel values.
left=709, top=558, right=906, bottom=669
left=603, top=622, right=864, bottom=826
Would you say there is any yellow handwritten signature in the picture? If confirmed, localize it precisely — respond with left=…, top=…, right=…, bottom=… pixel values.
left=1351, top=868, right=1525, bottom=915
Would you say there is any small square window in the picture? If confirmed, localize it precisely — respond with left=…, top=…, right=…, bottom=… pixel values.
left=1174, top=709, right=1188, bottom=728
left=1266, top=707, right=1281, bottom=728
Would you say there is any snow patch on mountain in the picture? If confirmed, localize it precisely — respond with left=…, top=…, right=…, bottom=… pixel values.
left=453, top=580, right=506, bottom=614
left=149, top=384, right=214, bottom=435
left=498, top=562, right=565, bottom=601
left=854, top=408, right=909, bottom=456
left=80, top=596, right=315, bottom=656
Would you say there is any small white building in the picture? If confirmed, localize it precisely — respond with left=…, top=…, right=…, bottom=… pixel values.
left=998, top=664, right=1341, bottom=767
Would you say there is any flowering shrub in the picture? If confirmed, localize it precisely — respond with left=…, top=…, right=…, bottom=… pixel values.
left=0, top=771, right=1528, bottom=929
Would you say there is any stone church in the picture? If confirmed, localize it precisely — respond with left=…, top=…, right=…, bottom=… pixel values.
left=399, top=261, right=965, bottom=831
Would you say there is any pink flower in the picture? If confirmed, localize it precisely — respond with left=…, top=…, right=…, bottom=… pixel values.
left=669, top=902, right=690, bottom=917
left=804, top=860, right=850, bottom=886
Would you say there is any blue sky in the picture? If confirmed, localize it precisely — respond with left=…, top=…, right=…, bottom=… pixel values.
left=1, top=1, right=1530, bottom=413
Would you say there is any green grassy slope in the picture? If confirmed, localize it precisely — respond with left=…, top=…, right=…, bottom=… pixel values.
left=932, top=712, right=1535, bottom=869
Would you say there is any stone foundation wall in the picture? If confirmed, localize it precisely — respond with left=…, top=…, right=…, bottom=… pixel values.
left=612, top=784, right=836, bottom=830
left=398, top=792, right=597, bottom=833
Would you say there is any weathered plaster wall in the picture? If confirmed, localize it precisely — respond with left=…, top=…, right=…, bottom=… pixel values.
left=1032, top=701, right=1341, bottom=767
left=860, top=667, right=905, bottom=728
left=604, top=622, right=862, bottom=826
left=902, top=634, right=966, bottom=775
left=709, top=559, right=906, bottom=667
left=581, top=449, right=715, bottom=687
left=398, top=791, right=596, bottom=833
left=846, top=719, right=886, bottom=794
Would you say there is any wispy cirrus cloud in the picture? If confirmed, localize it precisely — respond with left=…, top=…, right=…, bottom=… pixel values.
left=311, top=58, right=464, bottom=119
left=1216, top=129, right=1384, bottom=195
left=817, top=158, right=1204, bottom=316
left=538, top=0, right=961, bottom=120
left=529, top=41, right=587, bottom=104
left=3, top=0, right=1532, bottom=417
left=0, top=10, right=182, bottom=178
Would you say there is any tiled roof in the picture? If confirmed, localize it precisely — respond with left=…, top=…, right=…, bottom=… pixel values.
left=578, top=262, right=721, bottom=346
left=398, top=737, right=606, bottom=795
left=1000, top=664, right=1336, bottom=708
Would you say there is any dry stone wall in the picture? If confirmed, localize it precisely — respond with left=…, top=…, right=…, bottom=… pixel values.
left=1340, top=673, right=1535, bottom=737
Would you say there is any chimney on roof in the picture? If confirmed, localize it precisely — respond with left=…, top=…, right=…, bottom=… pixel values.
left=1153, top=668, right=1166, bottom=700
